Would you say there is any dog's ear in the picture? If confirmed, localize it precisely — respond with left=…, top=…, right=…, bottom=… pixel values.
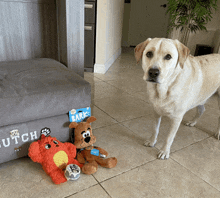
left=69, top=122, right=78, bottom=129
left=86, top=116, right=96, bottom=123
left=134, top=38, right=152, bottom=64
left=174, top=39, right=190, bottom=69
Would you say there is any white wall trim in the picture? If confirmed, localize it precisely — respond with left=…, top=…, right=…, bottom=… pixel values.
left=94, top=47, right=121, bottom=73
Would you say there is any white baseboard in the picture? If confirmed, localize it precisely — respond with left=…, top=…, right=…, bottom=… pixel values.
left=94, top=48, right=122, bottom=74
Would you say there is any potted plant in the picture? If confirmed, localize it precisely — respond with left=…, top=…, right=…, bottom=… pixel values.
left=166, top=0, right=218, bottom=45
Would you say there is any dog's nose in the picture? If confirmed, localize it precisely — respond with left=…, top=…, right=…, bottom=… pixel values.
left=148, top=68, right=160, bottom=78
left=85, top=137, right=91, bottom=143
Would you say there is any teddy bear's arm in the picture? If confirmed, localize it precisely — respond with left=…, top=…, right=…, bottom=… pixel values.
left=28, top=141, right=43, bottom=164
left=95, top=147, right=109, bottom=157
left=64, top=142, right=77, bottom=158
left=77, top=152, right=86, bottom=164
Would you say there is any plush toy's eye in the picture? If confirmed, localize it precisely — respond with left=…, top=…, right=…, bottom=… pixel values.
left=82, top=131, right=90, bottom=138
left=53, top=140, right=58, bottom=145
left=86, top=131, right=90, bottom=136
left=45, top=144, right=51, bottom=149
left=83, top=133, right=87, bottom=138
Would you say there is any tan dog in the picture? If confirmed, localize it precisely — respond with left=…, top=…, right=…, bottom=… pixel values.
left=135, top=38, right=220, bottom=159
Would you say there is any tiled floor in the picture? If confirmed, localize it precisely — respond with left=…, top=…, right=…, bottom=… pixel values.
left=1, top=48, right=220, bottom=197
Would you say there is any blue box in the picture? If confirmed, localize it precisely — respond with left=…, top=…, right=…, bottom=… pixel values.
left=69, top=107, right=91, bottom=123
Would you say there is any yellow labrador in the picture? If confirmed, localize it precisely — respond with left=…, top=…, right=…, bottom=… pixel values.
left=135, top=38, right=220, bottom=159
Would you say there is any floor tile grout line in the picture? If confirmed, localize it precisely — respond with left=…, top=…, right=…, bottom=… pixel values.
left=92, top=95, right=153, bottom=123
left=91, top=175, right=113, bottom=198
left=91, top=86, right=131, bottom=103
left=103, top=80, right=151, bottom=104
left=119, top=118, right=215, bottom=153
left=92, top=109, right=216, bottom=157
left=92, top=114, right=153, bottom=131
left=96, top=158, right=158, bottom=184
left=64, top=183, right=100, bottom=198
left=92, top=122, right=119, bottom=131
left=170, top=156, right=220, bottom=193
left=92, top=73, right=219, bottom=134
left=97, top=79, right=134, bottom=98
left=181, top=120, right=215, bottom=137
left=93, top=70, right=150, bottom=101
left=92, top=101, right=218, bottom=138
left=185, top=135, right=219, bottom=151
left=93, top=104, right=119, bottom=124
left=92, top=116, right=219, bottom=191
left=169, top=135, right=211, bottom=155
left=90, top=77, right=151, bottom=105
left=171, top=133, right=220, bottom=152
left=118, top=117, right=216, bottom=157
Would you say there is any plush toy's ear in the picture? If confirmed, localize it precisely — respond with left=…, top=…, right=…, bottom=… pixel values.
left=28, top=141, right=43, bottom=164
left=174, top=39, right=190, bottom=69
left=134, top=38, right=152, bottom=64
left=86, top=116, right=96, bottom=123
left=69, top=122, right=78, bottom=129
left=40, top=134, right=47, bottom=139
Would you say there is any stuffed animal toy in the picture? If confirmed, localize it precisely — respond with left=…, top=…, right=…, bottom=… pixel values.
left=28, top=134, right=82, bottom=184
left=69, top=116, right=117, bottom=175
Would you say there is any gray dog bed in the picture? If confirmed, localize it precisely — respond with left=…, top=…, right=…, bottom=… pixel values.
left=0, top=58, right=91, bottom=164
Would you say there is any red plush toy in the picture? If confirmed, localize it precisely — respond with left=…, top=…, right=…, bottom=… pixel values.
left=28, top=134, right=82, bottom=184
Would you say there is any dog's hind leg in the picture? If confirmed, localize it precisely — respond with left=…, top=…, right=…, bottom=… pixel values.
left=185, top=105, right=205, bottom=127
left=215, top=88, right=220, bottom=140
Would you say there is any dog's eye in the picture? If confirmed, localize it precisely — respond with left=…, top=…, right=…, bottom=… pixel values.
left=83, top=131, right=90, bottom=138
left=45, top=144, right=51, bottom=149
left=86, top=131, right=90, bottom=136
left=83, top=133, right=88, bottom=138
left=164, top=54, right=172, bottom=60
left=146, top=51, right=153, bottom=58
left=53, top=140, right=58, bottom=145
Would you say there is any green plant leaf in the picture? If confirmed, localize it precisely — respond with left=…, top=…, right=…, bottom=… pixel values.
left=166, top=0, right=218, bottom=34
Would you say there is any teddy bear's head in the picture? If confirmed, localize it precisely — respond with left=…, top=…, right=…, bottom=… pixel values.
left=28, top=135, right=75, bottom=170
left=69, top=116, right=97, bottom=149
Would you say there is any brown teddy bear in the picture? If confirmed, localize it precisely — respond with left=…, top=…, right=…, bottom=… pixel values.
left=69, top=116, right=117, bottom=175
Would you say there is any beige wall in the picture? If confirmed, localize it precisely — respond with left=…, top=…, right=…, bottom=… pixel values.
left=94, top=0, right=124, bottom=73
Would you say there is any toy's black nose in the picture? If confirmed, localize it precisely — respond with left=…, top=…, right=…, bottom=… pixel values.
left=85, top=137, right=91, bottom=143
left=148, top=68, right=160, bottom=78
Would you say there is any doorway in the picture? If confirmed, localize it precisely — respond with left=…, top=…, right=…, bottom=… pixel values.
left=122, top=0, right=169, bottom=47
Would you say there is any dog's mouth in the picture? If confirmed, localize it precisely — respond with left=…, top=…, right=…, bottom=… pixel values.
left=147, top=78, right=159, bottom=83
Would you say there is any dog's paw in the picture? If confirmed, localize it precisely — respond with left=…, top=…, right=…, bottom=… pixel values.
left=214, top=132, right=220, bottom=140
left=158, top=149, right=170, bottom=160
left=185, top=121, right=196, bottom=127
left=144, top=140, right=156, bottom=147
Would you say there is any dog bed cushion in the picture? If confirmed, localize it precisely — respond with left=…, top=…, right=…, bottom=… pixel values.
left=0, top=58, right=91, bottom=127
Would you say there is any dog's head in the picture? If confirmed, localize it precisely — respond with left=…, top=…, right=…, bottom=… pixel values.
left=69, top=116, right=97, bottom=149
left=134, top=38, right=190, bottom=84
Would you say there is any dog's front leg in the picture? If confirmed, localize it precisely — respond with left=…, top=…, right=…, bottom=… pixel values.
left=144, top=111, right=161, bottom=147
left=158, top=116, right=182, bottom=160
